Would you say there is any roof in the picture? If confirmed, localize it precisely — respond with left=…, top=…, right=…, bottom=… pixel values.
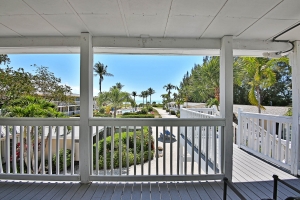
left=0, top=1, right=299, bottom=56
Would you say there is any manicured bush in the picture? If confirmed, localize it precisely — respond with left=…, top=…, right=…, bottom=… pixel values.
left=120, top=114, right=154, bottom=118
left=71, top=114, right=80, bottom=117
left=99, top=107, right=105, bottom=114
left=52, top=149, right=72, bottom=171
left=170, top=110, right=176, bottom=115
left=147, top=106, right=153, bottom=112
left=166, top=109, right=170, bottom=112
left=140, top=108, right=148, bottom=114
left=93, top=127, right=154, bottom=169
left=94, top=113, right=112, bottom=117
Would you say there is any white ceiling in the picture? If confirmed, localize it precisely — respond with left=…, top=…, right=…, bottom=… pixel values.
left=0, top=0, right=299, bottom=54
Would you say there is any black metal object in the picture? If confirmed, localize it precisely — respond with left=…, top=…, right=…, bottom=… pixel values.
left=273, top=175, right=300, bottom=200
left=223, top=177, right=247, bottom=200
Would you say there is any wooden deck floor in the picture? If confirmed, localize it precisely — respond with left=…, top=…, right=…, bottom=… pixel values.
left=0, top=145, right=299, bottom=200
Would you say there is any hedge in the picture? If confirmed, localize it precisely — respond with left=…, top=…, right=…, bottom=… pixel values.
left=120, top=114, right=155, bottom=118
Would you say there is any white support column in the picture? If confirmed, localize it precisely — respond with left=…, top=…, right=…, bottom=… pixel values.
left=290, top=41, right=300, bottom=175
left=237, top=108, right=243, bottom=148
left=220, top=36, right=233, bottom=180
left=79, top=32, right=93, bottom=183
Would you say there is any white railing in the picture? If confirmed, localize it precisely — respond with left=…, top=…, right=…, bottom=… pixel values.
left=88, top=118, right=226, bottom=181
left=237, top=109, right=292, bottom=171
left=0, top=118, right=80, bottom=181
left=180, top=108, right=222, bottom=174
left=0, top=117, right=226, bottom=182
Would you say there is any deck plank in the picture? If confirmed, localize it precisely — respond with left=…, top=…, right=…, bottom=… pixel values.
left=184, top=182, right=201, bottom=200
left=176, top=182, right=192, bottom=200
left=121, top=183, right=132, bottom=200
left=201, top=181, right=221, bottom=200
left=91, top=183, right=107, bottom=199
left=131, top=182, right=142, bottom=200
left=0, top=181, right=26, bottom=198
left=167, top=182, right=181, bottom=200
left=150, top=182, right=161, bottom=200
left=110, top=183, right=124, bottom=200
left=61, top=183, right=81, bottom=200
left=81, top=183, right=98, bottom=200
left=71, top=183, right=90, bottom=200
left=192, top=181, right=212, bottom=200
left=159, top=182, right=171, bottom=200
left=11, top=182, right=43, bottom=200
left=141, top=182, right=151, bottom=200
left=101, top=182, right=116, bottom=200
left=41, top=183, right=64, bottom=200
left=21, top=182, right=49, bottom=200
left=31, top=182, right=57, bottom=200
left=51, top=183, right=73, bottom=200
left=2, top=181, right=34, bottom=200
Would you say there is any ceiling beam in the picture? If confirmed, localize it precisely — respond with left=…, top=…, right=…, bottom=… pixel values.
left=0, top=36, right=291, bottom=55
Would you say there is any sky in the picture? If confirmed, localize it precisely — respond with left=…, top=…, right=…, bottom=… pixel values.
left=2, top=54, right=203, bottom=103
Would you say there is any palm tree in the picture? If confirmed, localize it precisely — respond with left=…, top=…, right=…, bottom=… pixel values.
left=140, top=91, right=147, bottom=106
left=144, top=90, right=149, bottom=105
left=99, top=88, right=131, bottom=118
left=236, top=57, right=276, bottom=113
left=163, top=83, right=175, bottom=109
left=93, top=62, right=114, bottom=94
left=131, top=91, right=137, bottom=110
left=147, top=87, right=155, bottom=105
left=115, top=82, right=124, bottom=90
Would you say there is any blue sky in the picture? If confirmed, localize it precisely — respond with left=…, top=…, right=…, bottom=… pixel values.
left=2, top=54, right=203, bottom=103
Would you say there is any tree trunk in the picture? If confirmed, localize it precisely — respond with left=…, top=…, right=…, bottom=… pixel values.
left=114, top=107, right=117, bottom=118
left=256, top=87, right=261, bottom=113
left=99, top=79, right=102, bottom=94
left=215, top=87, right=220, bottom=102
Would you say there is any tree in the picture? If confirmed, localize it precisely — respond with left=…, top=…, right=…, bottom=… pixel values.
left=111, top=82, right=124, bottom=90
left=236, top=57, right=276, bottom=113
left=163, top=83, right=175, bottom=109
left=131, top=91, right=137, bottom=107
left=2, top=95, right=66, bottom=173
left=33, top=65, right=72, bottom=102
left=0, top=66, right=35, bottom=106
left=147, top=87, right=155, bottom=105
left=0, top=54, right=10, bottom=65
left=93, top=62, right=114, bottom=94
left=98, top=87, right=132, bottom=118
left=140, top=91, right=148, bottom=106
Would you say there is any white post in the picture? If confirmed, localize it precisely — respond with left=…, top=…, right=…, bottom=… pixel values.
left=79, top=32, right=93, bottom=183
left=290, top=41, right=300, bottom=175
left=220, top=36, right=233, bottom=180
left=237, top=108, right=243, bottom=148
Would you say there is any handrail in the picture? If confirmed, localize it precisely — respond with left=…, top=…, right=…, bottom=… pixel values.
left=223, top=177, right=247, bottom=200
left=273, top=174, right=300, bottom=200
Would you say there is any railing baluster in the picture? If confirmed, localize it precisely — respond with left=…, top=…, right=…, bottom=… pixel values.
left=272, top=121, right=276, bottom=159
left=111, top=126, right=114, bottom=175
left=6, top=126, right=10, bottom=173
left=119, top=126, right=122, bottom=176
left=198, top=125, right=201, bottom=174
left=221, top=126, right=225, bottom=173
left=163, top=126, right=166, bottom=175
left=134, top=126, right=136, bottom=175
left=177, top=126, right=180, bottom=175
left=156, top=126, right=159, bottom=175
left=148, top=126, right=151, bottom=175
left=191, top=126, right=194, bottom=175
left=96, top=126, right=99, bottom=175
left=20, top=126, right=24, bottom=174
left=261, top=119, right=265, bottom=155
left=170, top=126, right=173, bottom=175
left=256, top=118, right=259, bottom=152
left=267, top=120, right=270, bottom=157
left=41, top=126, right=45, bottom=174
left=27, top=126, right=31, bottom=174
left=63, top=126, right=67, bottom=175
left=184, top=126, right=187, bottom=175
left=34, top=126, right=38, bottom=174
left=56, top=126, right=60, bottom=174
left=141, top=126, right=144, bottom=176
left=71, top=126, right=75, bottom=175
left=48, top=126, right=52, bottom=175
left=104, top=126, right=107, bottom=175
left=90, top=127, right=93, bottom=175
left=12, top=126, right=17, bottom=173
left=205, top=126, right=209, bottom=174
left=126, top=126, right=129, bottom=175
left=213, top=126, right=217, bottom=174
left=251, top=118, right=254, bottom=149
left=285, top=123, right=290, bottom=164
left=278, top=123, right=282, bottom=161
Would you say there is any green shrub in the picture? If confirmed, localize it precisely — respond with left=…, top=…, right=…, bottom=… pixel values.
left=72, top=114, right=80, bottom=117
left=147, top=106, right=153, bottom=112
left=99, top=107, right=105, bottom=114
left=140, top=108, right=148, bottom=114
left=170, top=110, right=176, bottom=115
left=94, top=113, right=112, bottom=117
left=166, top=109, right=170, bottom=112
left=120, top=114, right=154, bottom=118
left=52, top=149, right=72, bottom=171
left=163, top=107, right=166, bottom=110
left=93, top=128, right=154, bottom=169
left=123, top=112, right=138, bottom=115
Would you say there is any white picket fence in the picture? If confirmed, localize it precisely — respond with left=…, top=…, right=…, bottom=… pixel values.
left=237, top=108, right=293, bottom=171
